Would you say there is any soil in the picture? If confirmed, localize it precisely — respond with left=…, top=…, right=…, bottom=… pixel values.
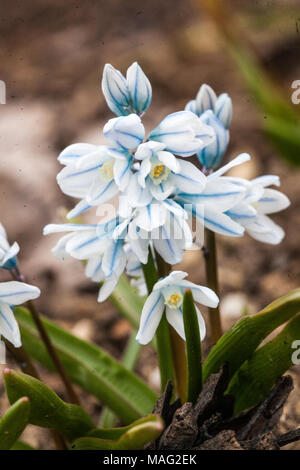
left=0, top=0, right=299, bottom=449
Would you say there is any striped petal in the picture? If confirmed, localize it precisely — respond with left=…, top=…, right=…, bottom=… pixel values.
left=101, top=239, right=126, bottom=278
left=98, top=274, right=120, bottom=302
left=65, top=231, right=109, bottom=260
left=136, top=291, right=165, bottom=345
left=177, top=280, right=219, bottom=308
left=166, top=306, right=185, bottom=339
left=256, top=189, right=290, bottom=214
left=103, top=114, right=145, bottom=151
left=114, top=156, right=133, bottom=191
left=197, top=110, right=229, bottom=169
left=246, top=216, right=285, bottom=245
left=195, top=84, right=217, bottom=114
left=86, top=175, right=119, bottom=205
left=135, top=203, right=166, bottom=231
left=58, top=143, right=98, bottom=165
left=0, top=301, right=21, bottom=347
left=57, top=163, right=99, bottom=198
left=101, top=64, right=130, bottom=116
left=51, top=233, right=74, bottom=260
left=0, top=282, right=40, bottom=306
left=208, top=153, right=251, bottom=180
left=171, top=159, right=206, bottom=194
left=85, top=255, right=105, bottom=282
left=66, top=200, right=92, bottom=220
left=214, top=93, right=232, bottom=129
left=126, top=61, right=152, bottom=114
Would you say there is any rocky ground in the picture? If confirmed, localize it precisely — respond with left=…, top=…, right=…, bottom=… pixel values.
left=0, top=0, right=299, bottom=449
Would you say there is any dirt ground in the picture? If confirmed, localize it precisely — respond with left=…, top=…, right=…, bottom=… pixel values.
left=0, top=0, right=299, bottom=449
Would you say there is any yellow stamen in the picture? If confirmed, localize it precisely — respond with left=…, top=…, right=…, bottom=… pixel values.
left=153, top=165, right=165, bottom=178
left=169, top=294, right=181, bottom=305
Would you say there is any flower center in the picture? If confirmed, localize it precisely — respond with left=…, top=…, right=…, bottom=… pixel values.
left=150, top=162, right=171, bottom=185
left=99, top=160, right=114, bottom=181
left=165, top=292, right=183, bottom=309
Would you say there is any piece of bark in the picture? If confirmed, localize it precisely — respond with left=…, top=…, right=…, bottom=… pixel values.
left=195, top=430, right=243, bottom=450
left=195, top=363, right=231, bottom=424
left=159, top=402, right=198, bottom=450
left=236, top=376, right=293, bottom=441
left=242, top=431, right=279, bottom=450
left=277, top=428, right=300, bottom=448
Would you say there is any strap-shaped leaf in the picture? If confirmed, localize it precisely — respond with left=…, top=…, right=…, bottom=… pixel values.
left=72, top=415, right=164, bottom=450
left=3, top=369, right=93, bottom=441
left=110, top=275, right=145, bottom=329
left=0, top=397, right=30, bottom=450
left=203, top=288, right=300, bottom=383
left=88, top=414, right=160, bottom=439
left=15, top=307, right=157, bottom=424
left=183, top=289, right=202, bottom=404
left=227, top=314, right=300, bottom=414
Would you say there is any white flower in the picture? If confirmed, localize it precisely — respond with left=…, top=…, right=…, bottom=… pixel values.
left=0, top=224, right=19, bottom=271
left=102, top=62, right=152, bottom=116
left=149, top=111, right=215, bottom=157
left=225, top=175, right=290, bottom=244
left=175, top=154, right=250, bottom=237
left=85, top=253, right=126, bottom=302
left=134, top=140, right=206, bottom=201
left=0, top=281, right=40, bottom=363
left=136, top=271, right=218, bottom=345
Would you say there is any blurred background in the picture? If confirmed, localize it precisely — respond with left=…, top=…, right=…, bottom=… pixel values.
left=0, top=0, right=299, bottom=448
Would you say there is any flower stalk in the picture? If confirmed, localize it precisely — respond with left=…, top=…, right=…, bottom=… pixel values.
left=155, top=252, right=187, bottom=402
left=203, top=229, right=222, bottom=345
left=11, top=268, right=80, bottom=406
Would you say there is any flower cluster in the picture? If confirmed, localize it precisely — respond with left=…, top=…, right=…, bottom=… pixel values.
left=0, top=225, right=40, bottom=363
left=44, top=62, right=290, bottom=343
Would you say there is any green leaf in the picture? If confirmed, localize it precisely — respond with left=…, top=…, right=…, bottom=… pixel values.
left=15, top=307, right=157, bottom=424
left=72, top=415, right=164, bottom=450
left=99, top=332, right=141, bottom=428
left=3, top=369, right=93, bottom=441
left=183, top=290, right=202, bottom=404
left=203, top=288, right=300, bottom=383
left=0, top=397, right=30, bottom=450
left=227, top=314, right=300, bottom=414
left=110, top=275, right=145, bottom=329
left=89, top=414, right=161, bottom=440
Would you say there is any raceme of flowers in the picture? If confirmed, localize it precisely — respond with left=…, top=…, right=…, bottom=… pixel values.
left=43, top=61, right=290, bottom=344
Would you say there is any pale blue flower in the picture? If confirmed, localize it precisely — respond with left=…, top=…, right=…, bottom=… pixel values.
left=134, top=140, right=206, bottom=201
left=225, top=174, right=290, bottom=244
left=0, top=224, right=19, bottom=271
left=0, top=281, right=40, bottom=363
left=136, top=271, right=218, bottom=345
left=102, top=62, right=152, bottom=116
left=149, top=111, right=215, bottom=157
left=186, top=84, right=232, bottom=169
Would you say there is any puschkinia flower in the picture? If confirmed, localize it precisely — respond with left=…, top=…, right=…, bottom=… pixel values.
left=136, top=271, right=219, bottom=345
left=186, top=84, right=232, bottom=169
left=134, top=140, right=206, bottom=201
left=102, top=62, right=152, bottom=116
left=0, top=281, right=41, bottom=363
left=0, top=224, right=20, bottom=271
left=225, top=175, right=290, bottom=244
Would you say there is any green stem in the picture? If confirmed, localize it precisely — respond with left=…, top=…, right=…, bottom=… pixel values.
left=203, top=229, right=222, bottom=345
left=12, top=268, right=80, bottom=406
left=141, top=247, right=175, bottom=392
left=154, top=251, right=187, bottom=401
